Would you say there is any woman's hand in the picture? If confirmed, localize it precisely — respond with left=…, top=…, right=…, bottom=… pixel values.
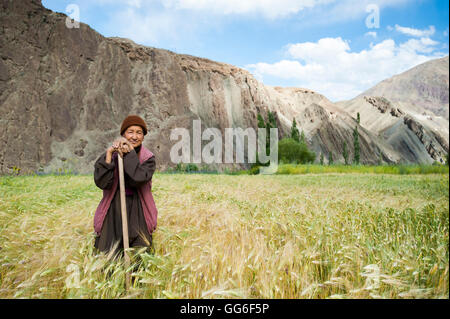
left=108, top=137, right=134, bottom=157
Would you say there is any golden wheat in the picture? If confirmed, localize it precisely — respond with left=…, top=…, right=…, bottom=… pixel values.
left=0, top=173, right=448, bottom=298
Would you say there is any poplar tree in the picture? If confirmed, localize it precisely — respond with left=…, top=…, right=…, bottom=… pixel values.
left=291, top=118, right=300, bottom=143
left=343, top=142, right=349, bottom=165
left=257, top=113, right=265, bottom=128
left=353, top=126, right=360, bottom=164
left=300, top=130, right=306, bottom=144
left=268, top=111, right=277, bottom=129
left=266, top=111, right=277, bottom=154
left=255, top=113, right=267, bottom=167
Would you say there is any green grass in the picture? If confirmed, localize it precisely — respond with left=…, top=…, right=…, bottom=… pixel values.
left=0, top=172, right=448, bottom=298
left=273, top=164, right=449, bottom=175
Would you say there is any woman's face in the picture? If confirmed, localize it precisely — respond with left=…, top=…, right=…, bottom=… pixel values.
left=123, top=125, right=144, bottom=148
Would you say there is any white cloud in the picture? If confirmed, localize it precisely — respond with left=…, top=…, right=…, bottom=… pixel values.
left=395, top=24, right=435, bottom=37
left=87, top=1, right=207, bottom=48
left=80, top=0, right=140, bottom=5
left=162, top=0, right=333, bottom=19
left=295, top=0, right=412, bottom=26
left=110, top=7, right=196, bottom=47
left=365, top=31, right=377, bottom=38
left=399, top=37, right=439, bottom=53
left=86, top=0, right=411, bottom=21
left=126, top=0, right=142, bottom=8
left=245, top=37, right=445, bottom=101
left=286, top=37, right=351, bottom=63
left=85, top=0, right=335, bottom=19
left=65, top=0, right=416, bottom=48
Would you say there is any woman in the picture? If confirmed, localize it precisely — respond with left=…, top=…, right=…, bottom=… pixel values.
left=93, top=115, right=158, bottom=257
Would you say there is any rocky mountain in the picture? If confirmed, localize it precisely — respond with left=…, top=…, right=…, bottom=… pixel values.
left=359, top=56, right=449, bottom=120
left=0, top=0, right=448, bottom=174
left=337, top=57, right=449, bottom=165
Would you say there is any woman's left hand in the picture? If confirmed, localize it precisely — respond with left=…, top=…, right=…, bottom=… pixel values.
left=112, top=137, right=134, bottom=155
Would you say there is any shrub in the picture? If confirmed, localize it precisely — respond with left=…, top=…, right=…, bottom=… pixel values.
left=173, top=163, right=199, bottom=173
left=278, top=138, right=316, bottom=164
left=185, top=163, right=199, bottom=172
left=248, top=166, right=260, bottom=175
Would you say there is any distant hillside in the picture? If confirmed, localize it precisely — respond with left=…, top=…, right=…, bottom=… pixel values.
left=358, top=56, right=449, bottom=120
left=337, top=56, right=449, bottom=164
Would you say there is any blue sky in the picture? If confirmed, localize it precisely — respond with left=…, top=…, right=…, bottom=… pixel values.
left=42, top=0, right=449, bottom=101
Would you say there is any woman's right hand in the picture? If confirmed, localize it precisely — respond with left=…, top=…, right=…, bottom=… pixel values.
left=108, top=137, right=133, bottom=157
left=107, top=144, right=124, bottom=157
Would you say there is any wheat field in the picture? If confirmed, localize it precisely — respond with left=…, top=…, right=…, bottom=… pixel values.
left=0, top=172, right=448, bottom=298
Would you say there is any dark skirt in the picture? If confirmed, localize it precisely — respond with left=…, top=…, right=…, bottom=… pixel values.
left=94, top=188, right=153, bottom=258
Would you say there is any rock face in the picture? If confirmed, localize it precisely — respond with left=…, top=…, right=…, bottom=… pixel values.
left=364, top=97, right=404, bottom=118
left=0, top=0, right=448, bottom=174
left=0, top=0, right=196, bottom=174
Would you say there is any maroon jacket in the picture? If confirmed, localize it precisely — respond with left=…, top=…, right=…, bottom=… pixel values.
left=93, top=146, right=158, bottom=235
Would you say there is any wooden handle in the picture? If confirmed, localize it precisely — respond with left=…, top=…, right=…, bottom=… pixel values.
left=118, top=154, right=131, bottom=290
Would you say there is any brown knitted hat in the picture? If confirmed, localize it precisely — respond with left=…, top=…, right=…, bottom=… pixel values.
left=120, top=115, right=148, bottom=136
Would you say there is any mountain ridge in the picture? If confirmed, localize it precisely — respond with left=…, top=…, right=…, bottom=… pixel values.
left=337, top=55, right=449, bottom=165
left=353, top=55, right=449, bottom=120
left=0, top=0, right=448, bottom=174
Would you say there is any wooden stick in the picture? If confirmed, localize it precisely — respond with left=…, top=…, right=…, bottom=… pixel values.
left=117, top=153, right=131, bottom=290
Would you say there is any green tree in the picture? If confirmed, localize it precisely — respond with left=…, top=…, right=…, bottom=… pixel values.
left=265, top=111, right=278, bottom=155
left=377, top=152, right=383, bottom=165
left=257, top=113, right=265, bottom=128
left=353, top=126, right=360, bottom=164
left=255, top=111, right=274, bottom=168
left=300, top=130, right=306, bottom=144
left=320, top=152, right=324, bottom=165
left=268, top=111, right=277, bottom=129
left=356, top=112, right=361, bottom=124
left=343, top=142, right=349, bottom=165
left=328, top=151, right=334, bottom=165
left=291, top=118, right=300, bottom=142
left=255, top=113, right=267, bottom=168
left=278, top=138, right=315, bottom=164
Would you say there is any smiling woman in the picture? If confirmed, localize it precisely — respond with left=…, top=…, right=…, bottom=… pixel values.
left=93, top=115, right=158, bottom=258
